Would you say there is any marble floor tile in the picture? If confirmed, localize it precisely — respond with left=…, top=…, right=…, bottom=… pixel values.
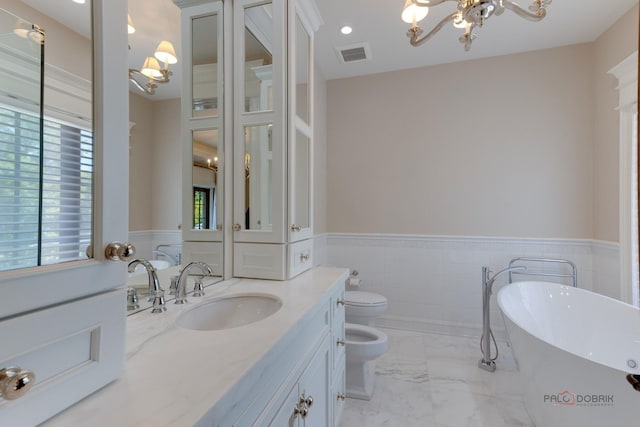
left=339, top=328, right=533, bottom=427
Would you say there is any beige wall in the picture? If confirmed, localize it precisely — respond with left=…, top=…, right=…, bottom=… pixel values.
left=129, top=94, right=154, bottom=231
left=592, top=5, right=639, bottom=242
left=327, top=44, right=596, bottom=238
left=129, top=95, right=182, bottom=231
left=314, top=63, right=328, bottom=235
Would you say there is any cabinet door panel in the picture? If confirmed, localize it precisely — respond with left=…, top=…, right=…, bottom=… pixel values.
left=299, top=336, right=330, bottom=427
left=265, top=383, right=299, bottom=427
left=233, top=0, right=286, bottom=245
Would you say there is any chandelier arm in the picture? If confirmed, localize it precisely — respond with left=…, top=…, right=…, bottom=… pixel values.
left=501, top=0, right=547, bottom=21
left=408, top=12, right=458, bottom=47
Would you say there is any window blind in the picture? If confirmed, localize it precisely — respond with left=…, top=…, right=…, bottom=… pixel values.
left=0, top=106, right=93, bottom=271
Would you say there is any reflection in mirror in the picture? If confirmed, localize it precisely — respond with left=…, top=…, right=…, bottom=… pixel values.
left=0, top=2, right=93, bottom=272
left=244, top=123, right=272, bottom=230
left=295, top=16, right=309, bottom=123
left=293, top=130, right=310, bottom=230
left=192, top=129, right=220, bottom=230
left=244, top=3, right=273, bottom=113
left=192, top=13, right=218, bottom=117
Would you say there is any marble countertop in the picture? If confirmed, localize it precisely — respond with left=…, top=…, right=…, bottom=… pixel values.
left=44, top=266, right=349, bottom=426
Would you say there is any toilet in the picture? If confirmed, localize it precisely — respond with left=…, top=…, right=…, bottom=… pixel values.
left=344, top=291, right=389, bottom=400
left=344, top=291, right=388, bottom=327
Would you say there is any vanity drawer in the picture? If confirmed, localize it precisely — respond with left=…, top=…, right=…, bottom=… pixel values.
left=0, top=289, right=125, bottom=426
left=234, top=242, right=287, bottom=280
left=288, top=239, right=313, bottom=278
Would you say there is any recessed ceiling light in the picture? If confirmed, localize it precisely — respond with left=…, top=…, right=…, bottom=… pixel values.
left=340, top=26, right=353, bottom=35
left=72, top=0, right=86, bottom=4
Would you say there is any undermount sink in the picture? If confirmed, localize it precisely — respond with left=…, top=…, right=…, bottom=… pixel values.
left=177, top=293, right=282, bottom=331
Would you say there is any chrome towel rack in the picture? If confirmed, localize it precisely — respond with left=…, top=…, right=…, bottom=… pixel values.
left=507, top=257, right=577, bottom=287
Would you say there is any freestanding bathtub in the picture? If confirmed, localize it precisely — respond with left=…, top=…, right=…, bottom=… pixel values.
left=497, top=281, right=640, bottom=427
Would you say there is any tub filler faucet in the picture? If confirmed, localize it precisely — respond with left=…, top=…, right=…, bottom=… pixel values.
left=479, top=265, right=525, bottom=372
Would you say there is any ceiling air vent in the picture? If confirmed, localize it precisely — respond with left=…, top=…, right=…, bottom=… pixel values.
left=336, top=42, right=372, bottom=64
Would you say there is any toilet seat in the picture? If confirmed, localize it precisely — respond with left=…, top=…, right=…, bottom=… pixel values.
left=344, top=323, right=388, bottom=360
left=344, top=291, right=387, bottom=307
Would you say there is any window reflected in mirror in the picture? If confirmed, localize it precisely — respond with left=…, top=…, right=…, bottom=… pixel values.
left=244, top=123, right=272, bottom=231
left=192, top=13, right=219, bottom=117
left=0, top=3, right=93, bottom=272
left=192, top=129, right=219, bottom=230
left=244, top=3, right=273, bottom=113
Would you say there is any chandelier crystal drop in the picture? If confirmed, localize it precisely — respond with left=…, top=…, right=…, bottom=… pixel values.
left=402, top=0, right=551, bottom=52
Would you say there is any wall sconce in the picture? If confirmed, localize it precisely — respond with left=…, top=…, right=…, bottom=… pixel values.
left=127, top=15, right=177, bottom=95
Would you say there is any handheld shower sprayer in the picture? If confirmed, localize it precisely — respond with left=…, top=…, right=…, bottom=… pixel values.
left=479, top=265, right=526, bottom=372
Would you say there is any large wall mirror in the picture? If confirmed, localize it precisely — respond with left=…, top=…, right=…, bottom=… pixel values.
left=127, top=0, right=224, bottom=315
left=0, top=1, right=93, bottom=273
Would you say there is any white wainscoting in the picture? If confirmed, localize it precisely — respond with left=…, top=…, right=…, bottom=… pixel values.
left=318, top=233, right=620, bottom=338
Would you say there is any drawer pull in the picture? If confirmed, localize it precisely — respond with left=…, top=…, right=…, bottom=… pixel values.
left=290, top=224, right=302, bottom=232
left=337, top=393, right=346, bottom=401
left=301, top=394, right=313, bottom=407
left=300, top=253, right=310, bottom=262
left=0, top=367, right=35, bottom=400
left=336, top=339, right=346, bottom=346
left=293, top=402, right=308, bottom=418
left=336, top=299, right=345, bottom=307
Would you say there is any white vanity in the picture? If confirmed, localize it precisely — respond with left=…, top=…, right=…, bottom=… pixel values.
left=44, top=267, right=348, bottom=426
left=0, top=0, right=329, bottom=423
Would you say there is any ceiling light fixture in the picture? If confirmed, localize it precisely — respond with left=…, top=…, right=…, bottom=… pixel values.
left=401, top=0, right=551, bottom=52
left=340, top=26, right=353, bottom=35
left=127, top=13, right=177, bottom=95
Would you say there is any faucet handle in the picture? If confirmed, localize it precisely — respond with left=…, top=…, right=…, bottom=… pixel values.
left=151, top=290, right=167, bottom=313
left=169, top=275, right=178, bottom=295
left=193, top=278, right=205, bottom=297
left=127, top=288, right=140, bottom=311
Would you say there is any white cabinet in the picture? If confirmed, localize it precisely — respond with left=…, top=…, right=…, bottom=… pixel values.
left=233, top=0, right=321, bottom=280
left=0, top=0, right=129, bottom=424
left=225, top=280, right=344, bottom=427
left=0, top=291, right=126, bottom=426
left=264, top=337, right=330, bottom=427
left=175, top=0, right=322, bottom=281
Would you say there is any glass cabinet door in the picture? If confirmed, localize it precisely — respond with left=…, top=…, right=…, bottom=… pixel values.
left=288, top=6, right=313, bottom=243
left=182, top=3, right=224, bottom=244
left=233, top=0, right=286, bottom=244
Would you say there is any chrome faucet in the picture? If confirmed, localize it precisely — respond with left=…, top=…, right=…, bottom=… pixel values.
left=479, top=265, right=525, bottom=372
left=128, top=258, right=162, bottom=301
left=174, top=261, right=213, bottom=304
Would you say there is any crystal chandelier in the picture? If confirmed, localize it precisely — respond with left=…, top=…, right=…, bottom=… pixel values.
left=402, top=0, right=551, bottom=51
